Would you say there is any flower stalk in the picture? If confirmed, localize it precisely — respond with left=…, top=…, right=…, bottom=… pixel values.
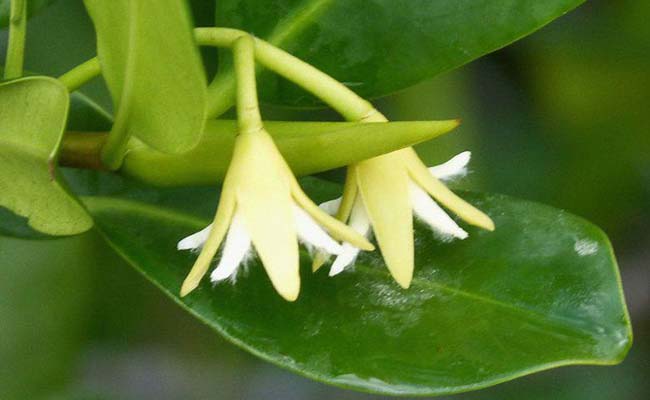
left=58, top=57, right=102, bottom=92
left=195, top=27, right=378, bottom=121
left=4, top=0, right=27, bottom=80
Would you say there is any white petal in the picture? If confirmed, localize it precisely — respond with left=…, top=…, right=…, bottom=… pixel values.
left=210, top=213, right=251, bottom=282
left=428, top=151, right=471, bottom=181
left=318, top=197, right=342, bottom=216
left=293, top=205, right=343, bottom=255
left=330, top=197, right=371, bottom=276
left=177, top=223, right=213, bottom=250
left=409, top=182, right=468, bottom=239
left=329, top=243, right=361, bottom=276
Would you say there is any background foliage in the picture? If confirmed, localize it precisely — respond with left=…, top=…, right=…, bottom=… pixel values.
left=0, top=0, right=647, bottom=398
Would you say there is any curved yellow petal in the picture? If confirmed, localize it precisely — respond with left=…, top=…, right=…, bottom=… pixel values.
left=356, top=151, right=414, bottom=288
left=335, top=166, right=359, bottom=222
left=405, top=148, right=495, bottom=231
left=180, top=192, right=235, bottom=297
left=292, top=185, right=374, bottom=252
left=289, top=160, right=372, bottom=252
left=312, top=166, right=360, bottom=272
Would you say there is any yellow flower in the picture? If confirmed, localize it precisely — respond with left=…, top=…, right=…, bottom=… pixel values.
left=315, top=149, right=494, bottom=288
left=178, top=128, right=374, bottom=301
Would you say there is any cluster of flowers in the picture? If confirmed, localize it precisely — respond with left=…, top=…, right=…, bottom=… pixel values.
left=177, top=35, right=494, bottom=301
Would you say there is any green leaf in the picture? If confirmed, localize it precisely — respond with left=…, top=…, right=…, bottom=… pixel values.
left=68, top=91, right=113, bottom=131
left=0, top=77, right=92, bottom=236
left=216, top=0, right=586, bottom=106
left=120, top=119, right=459, bottom=186
left=0, top=87, right=112, bottom=239
left=0, top=0, right=56, bottom=27
left=82, top=187, right=632, bottom=396
left=83, top=0, right=207, bottom=153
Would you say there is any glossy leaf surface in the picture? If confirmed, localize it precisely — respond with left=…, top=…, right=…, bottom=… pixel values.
left=84, top=0, right=206, bottom=153
left=83, top=186, right=631, bottom=396
left=121, top=119, right=459, bottom=186
left=216, top=0, right=586, bottom=106
left=0, top=77, right=92, bottom=236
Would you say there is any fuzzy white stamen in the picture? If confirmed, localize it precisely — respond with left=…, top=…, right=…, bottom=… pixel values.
left=429, top=151, right=471, bottom=181
left=330, top=197, right=371, bottom=276
left=177, top=223, right=213, bottom=250
left=293, top=205, right=343, bottom=255
left=410, top=182, right=468, bottom=239
left=210, top=213, right=251, bottom=282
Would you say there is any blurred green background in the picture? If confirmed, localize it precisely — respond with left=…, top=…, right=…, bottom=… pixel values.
left=1, top=0, right=648, bottom=398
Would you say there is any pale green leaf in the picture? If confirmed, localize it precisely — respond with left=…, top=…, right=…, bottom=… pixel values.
left=84, top=0, right=207, bottom=154
left=0, top=77, right=92, bottom=236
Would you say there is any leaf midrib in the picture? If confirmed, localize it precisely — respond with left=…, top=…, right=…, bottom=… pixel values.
left=356, top=264, right=597, bottom=339
left=266, top=0, right=335, bottom=47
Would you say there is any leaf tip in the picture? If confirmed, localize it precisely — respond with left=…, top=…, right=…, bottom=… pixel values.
left=424, top=119, right=462, bottom=140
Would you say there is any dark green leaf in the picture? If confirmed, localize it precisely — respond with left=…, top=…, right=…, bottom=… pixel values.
left=120, top=119, right=459, bottom=186
left=82, top=188, right=631, bottom=396
left=83, top=0, right=207, bottom=153
left=68, top=91, right=113, bottom=131
left=0, top=77, right=92, bottom=236
left=216, top=0, right=586, bottom=106
left=0, top=0, right=56, bottom=27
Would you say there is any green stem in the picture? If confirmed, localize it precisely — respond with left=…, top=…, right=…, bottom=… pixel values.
left=100, top=80, right=133, bottom=170
left=195, top=28, right=384, bottom=123
left=100, top=2, right=138, bottom=171
left=253, top=38, right=385, bottom=122
left=58, top=28, right=380, bottom=122
left=4, top=0, right=27, bottom=79
left=205, top=69, right=236, bottom=119
left=204, top=0, right=332, bottom=118
left=61, top=28, right=388, bottom=173
left=58, top=57, right=101, bottom=92
left=59, top=131, right=107, bottom=170
left=232, top=35, right=263, bottom=135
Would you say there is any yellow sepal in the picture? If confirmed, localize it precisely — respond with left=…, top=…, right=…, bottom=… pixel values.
left=404, top=148, right=495, bottom=231
left=180, top=191, right=235, bottom=297
left=291, top=172, right=374, bottom=252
